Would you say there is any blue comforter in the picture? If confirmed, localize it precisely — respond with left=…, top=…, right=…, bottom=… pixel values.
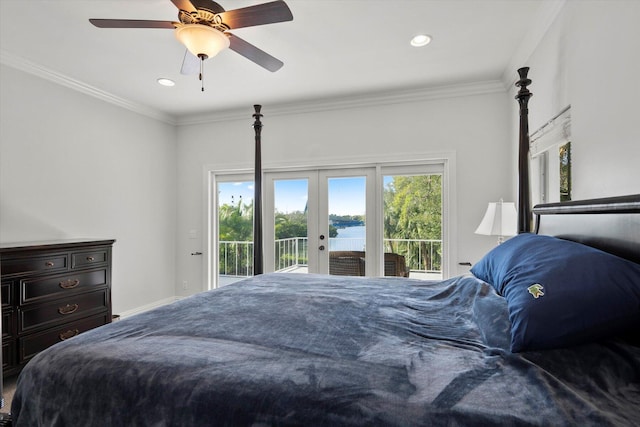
left=11, top=273, right=640, bottom=426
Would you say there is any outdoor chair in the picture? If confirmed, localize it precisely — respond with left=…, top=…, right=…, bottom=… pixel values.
left=384, top=253, right=410, bottom=277
left=329, top=251, right=409, bottom=277
left=329, top=251, right=365, bottom=276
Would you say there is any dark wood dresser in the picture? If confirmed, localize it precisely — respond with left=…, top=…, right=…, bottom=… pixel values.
left=0, top=239, right=114, bottom=376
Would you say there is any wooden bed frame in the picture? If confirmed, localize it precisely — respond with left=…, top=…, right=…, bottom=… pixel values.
left=7, top=69, right=639, bottom=426
left=249, top=69, right=638, bottom=273
left=534, top=194, right=640, bottom=264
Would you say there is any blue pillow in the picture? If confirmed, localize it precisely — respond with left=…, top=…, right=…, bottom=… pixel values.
left=471, top=233, right=640, bottom=352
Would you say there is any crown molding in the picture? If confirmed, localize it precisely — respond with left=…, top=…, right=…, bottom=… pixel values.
left=175, top=79, right=507, bottom=126
left=501, top=0, right=566, bottom=89
left=2, top=49, right=505, bottom=128
left=0, top=50, right=177, bottom=125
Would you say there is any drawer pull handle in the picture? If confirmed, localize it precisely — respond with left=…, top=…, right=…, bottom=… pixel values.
left=59, top=279, right=80, bottom=289
left=58, top=304, right=79, bottom=315
left=59, top=329, right=79, bottom=341
left=45, top=261, right=55, bottom=267
left=86, top=256, right=95, bottom=262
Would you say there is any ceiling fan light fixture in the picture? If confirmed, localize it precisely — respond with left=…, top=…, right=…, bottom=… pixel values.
left=175, top=24, right=230, bottom=59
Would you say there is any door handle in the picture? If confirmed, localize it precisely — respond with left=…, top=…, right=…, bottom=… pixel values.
left=319, top=245, right=325, bottom=251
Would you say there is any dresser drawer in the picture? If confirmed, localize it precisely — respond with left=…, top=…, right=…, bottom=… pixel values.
left=21, top=269, right=107, bottom=304
left=3, top=309, right=14, bottom=339
left=71, top=249, right=109, bottom=269
left=1, top=281, right=12, bottom=307
left=19, top=289, right=109, bottom=333
left=18, top=313, right=110, bottom=364
left=3, top=339, right=16, bottom=372
left=1, top=254, right=68, bottom=277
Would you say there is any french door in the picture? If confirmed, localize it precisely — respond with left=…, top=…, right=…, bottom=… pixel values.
left=212, top=162, right=446, bottom=288
left=263, top=165, right=444, bottom=277
left=214, top=174, right=255, bottom=287
left=264, top=168, right=376, bottom=275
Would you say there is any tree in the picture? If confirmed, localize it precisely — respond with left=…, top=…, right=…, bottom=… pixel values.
left=218, top=199, right=253, bottom=275
left=218, top=200, right=253, bottom=241
left=274, top=211, right=339, bottom=239
left=275, top=210, right=307, bottom=239
left=559, top=142, right=571, bottom=201
left=383, top=175, right=442, bottom=270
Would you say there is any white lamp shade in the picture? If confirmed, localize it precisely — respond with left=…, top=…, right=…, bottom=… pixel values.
left=175, top=24, right=230, bottom=58
left=475, top=200, right=517, bottom=237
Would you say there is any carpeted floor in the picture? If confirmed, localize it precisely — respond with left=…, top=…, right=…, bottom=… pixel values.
left=2, top=376, right=16, bottom=413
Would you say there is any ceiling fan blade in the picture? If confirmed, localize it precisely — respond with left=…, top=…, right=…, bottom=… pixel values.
left=89, top=19, right=175, bottom=29
left=181, top=50, right=200, bottom=75
left=190, top=0, right=225, bottom=14
left=219, top=1, right=293, bottom=29
left=228, top=34, right=283, bottom=72
left=171, top=0, right=198, bottom=13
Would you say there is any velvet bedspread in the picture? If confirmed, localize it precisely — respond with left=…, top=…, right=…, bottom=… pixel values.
left=12, top=273, right=640, bottom=426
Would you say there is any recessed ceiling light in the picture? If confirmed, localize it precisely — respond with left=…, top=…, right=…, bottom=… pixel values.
left=410, top=34, right=432, bottom=47
left=157, top=78, right=175, bottom=87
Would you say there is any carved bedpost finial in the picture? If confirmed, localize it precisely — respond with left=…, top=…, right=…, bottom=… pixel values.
left=516, top=67, right=530, bottom=83
left=253, top=104, right=263, bottom=131
left=515, top=67, right=533, bottom=234
left=515, top=67, right=532, bottom=110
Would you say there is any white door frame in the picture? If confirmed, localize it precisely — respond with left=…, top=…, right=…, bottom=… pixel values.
left=377, top=163, right=446, bottom=277
left=263, top=170, right=319, bottom=273
left=317, top=168, right=377, bottom=275
left=209, top=171, right=253, bottom=289
left=207, top=154, right=456, bottom=288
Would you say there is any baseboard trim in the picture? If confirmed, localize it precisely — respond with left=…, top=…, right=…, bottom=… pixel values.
left=117, top=296, right=183, bottom=319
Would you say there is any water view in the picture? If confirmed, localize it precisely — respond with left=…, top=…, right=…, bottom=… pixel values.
left=330, top=225, right=366, bottom=251
left=217, top=173, right=443, bottom=281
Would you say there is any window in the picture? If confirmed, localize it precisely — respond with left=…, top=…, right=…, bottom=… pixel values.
left=530, top=106, right=572, bottom=204
left=559, top=142, right=571, bottom=201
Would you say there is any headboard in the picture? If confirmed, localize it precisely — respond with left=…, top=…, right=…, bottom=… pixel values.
left=534, top=194, right=640, bottom=264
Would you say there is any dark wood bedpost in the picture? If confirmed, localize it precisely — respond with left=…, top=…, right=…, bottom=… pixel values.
left=515, top=67, right=533, bottom=233
left=253, top=105, right=264, bottom=275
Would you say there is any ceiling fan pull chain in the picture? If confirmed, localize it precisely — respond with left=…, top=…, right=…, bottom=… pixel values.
left=199, top=56, right=205, bottom=92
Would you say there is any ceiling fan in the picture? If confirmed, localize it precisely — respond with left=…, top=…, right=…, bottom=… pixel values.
left=90, top=0, right=293, bottom=89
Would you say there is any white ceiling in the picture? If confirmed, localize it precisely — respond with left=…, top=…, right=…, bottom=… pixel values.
left=0, top=0, right=554, bottom=123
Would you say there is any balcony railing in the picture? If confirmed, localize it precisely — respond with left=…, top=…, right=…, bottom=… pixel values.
left=219, top=237, right=442, bottom=276
left=275, top=237, right=309, bottom=271
left=384, top=239, right=442, bottom=273
left=219, top=240, right=254, bottom=277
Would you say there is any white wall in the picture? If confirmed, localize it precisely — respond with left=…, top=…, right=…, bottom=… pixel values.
left=176, top=90, right=514, bottom=295
left=0, top=65, right=178, bottom=314
left=4, top=0, right=637, bottom=309
left=520, top=0, right=640, bottom=200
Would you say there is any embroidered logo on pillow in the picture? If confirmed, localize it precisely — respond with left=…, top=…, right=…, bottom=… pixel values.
left=527, top=284, right=544, bottom=299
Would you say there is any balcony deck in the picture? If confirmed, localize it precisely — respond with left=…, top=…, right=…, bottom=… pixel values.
left=219, top=267, right=442, bottom=287
left=219, top=237, right=443, bottom=287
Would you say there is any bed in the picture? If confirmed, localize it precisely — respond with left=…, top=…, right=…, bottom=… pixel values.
left=10, top=69, right=640, bottom=425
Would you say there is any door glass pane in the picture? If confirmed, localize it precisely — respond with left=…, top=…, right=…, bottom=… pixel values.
left=383, top=174, right=442, bottom=279
left=274, top=179, right=309, bottom=273
left=217, top=180, right=254, bottom=286
left=328, top=177, right=366, bottom=276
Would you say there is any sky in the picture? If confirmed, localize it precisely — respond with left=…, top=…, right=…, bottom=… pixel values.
left=218, top=177, right=385, bottom=216
left=218, top=181, right=254, bottom=207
